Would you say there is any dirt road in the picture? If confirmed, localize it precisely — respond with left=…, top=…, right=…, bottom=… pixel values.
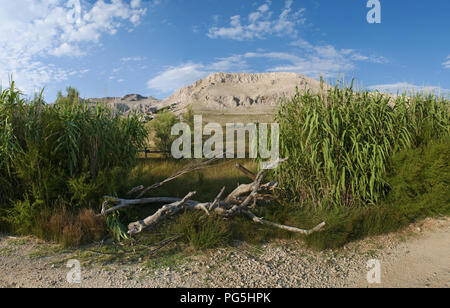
left=0, top=217, right=448, bottom=288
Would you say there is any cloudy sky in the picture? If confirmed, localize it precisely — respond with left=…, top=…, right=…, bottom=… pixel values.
left=1, top=0, right=449, bottom=101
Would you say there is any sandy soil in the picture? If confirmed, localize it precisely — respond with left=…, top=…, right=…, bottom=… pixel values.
left=0, top=217, right=448, bottom=288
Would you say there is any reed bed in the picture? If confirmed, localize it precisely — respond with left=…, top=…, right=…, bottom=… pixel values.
left=276, top=82, right=449, bottom=208
left=0, top=82, right=147, bottom=240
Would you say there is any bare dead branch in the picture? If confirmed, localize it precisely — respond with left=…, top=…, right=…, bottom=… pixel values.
left=136, top=156, right=224, bottom=198
left=100, top=157, right=325, bottom=244
left=100, top=196, right=193, bottom=216
left=209, top=186, right=226, bottom=211
left=127, top=185, right=144, bottom=196
left=128, top=192, right=197, bottom=235
left=241, top=209, right=326, bottom=235
left=236, top=163, right=256, bottom=181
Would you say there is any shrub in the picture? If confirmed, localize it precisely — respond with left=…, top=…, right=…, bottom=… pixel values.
left=383, top=135, right=450, bottom=218
left=276, top=83, right=449, bottom=208
left=302, top=136, right=450, bottom=249
left=151, top=111, right=179, bottom=154
left=0, top=80, right=147, bottom=240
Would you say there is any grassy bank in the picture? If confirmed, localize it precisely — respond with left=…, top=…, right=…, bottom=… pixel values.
left=119, top=135, right=449, bottom=251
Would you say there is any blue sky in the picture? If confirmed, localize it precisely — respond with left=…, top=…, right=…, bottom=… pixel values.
left=1, top=0, right=449, bottom=101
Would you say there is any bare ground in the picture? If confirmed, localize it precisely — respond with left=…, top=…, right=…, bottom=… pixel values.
left=0, top=217, right=448, bottom=288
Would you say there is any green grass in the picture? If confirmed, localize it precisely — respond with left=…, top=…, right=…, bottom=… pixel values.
left=173, top=211, right=230, bottom=250
left=127, top=158, right=258, bottom=202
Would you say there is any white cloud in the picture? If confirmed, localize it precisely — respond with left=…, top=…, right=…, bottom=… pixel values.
left=121, top=56, right=146, bottom=62
left=147, top=39, right=389, bottom=94
left=131, top=0, right=141, bottom=9
left=244, top=50, right=353, bottom=77
left=207, top=0, right=305, bottom=40
left=0, top=0, right=147, bottom=94
left=368, top=82, right=450, bottom=96
left=147, top=63, right=209, bottom=93
left=147, top=56, right=248, bottom=93
left=443, top=56, right=450, bottom=69
left=340, top=49, right=388, bottom=64
left=246, top=41, right=387, bottom=78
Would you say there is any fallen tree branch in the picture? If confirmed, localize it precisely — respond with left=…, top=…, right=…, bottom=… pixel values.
left=127, top=185, right=144, bottom=196
left=99, top=157, right=326, bottom=242
left=135, top=156, right=225, bottom=198
left=127, top=192, right=197, bottom=235
left=241, top=209, right=326, bottom=235
left=101, top=196, right=191, bottom=216
left=209, top=186, right=226, bottom=211
left=236, top=163, right=256, bottom=181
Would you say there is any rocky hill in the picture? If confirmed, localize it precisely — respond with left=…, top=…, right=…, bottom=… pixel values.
left=160, top=72, right=323, bottom=113
left=89, top=73, right=324, bottom=115
left=89, top=94, right=161, bottom=115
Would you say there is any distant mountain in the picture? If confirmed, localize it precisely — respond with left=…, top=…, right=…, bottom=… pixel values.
left=89, top=94, right=161, bottom=115
left=160, top=72, right=324, bottom=113
left=88, top=73, right=325, bottom=116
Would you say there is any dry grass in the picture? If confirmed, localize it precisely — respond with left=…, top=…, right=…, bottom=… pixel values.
left=37, top=207, right=106, bottom=247
left=127, top=158, right=258, bottom=202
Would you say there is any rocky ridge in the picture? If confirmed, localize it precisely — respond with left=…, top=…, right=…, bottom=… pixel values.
left=89, top=73, right=325, bottom=115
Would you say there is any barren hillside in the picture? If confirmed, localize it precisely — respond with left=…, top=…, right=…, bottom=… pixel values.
left=89, top=94, right=161, bottom=115
left=158, top=72, right=323, bottom=113
left=88, top=73, right=324, bottom=117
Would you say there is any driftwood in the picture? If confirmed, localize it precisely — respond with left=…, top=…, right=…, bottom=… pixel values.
left=128, top=192, right=197, bottom=235
left=99, top=157, right=326, bottom=237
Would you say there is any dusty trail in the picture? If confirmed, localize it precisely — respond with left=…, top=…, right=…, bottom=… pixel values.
left=0, top=217, right=448, bottom=288
left=354, top=222, right=450, bottom=288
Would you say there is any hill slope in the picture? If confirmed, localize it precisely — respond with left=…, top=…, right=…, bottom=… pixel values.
left=89, top=94, right=161, bottom=115
left=159, top=72, right=323, bottom=113
left=88, top=73, right=324, bottom=117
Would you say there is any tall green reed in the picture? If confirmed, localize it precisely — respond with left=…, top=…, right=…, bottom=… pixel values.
left=276, top=81, right=449, bottom=208
left=0, top=80, right=148, bottom=224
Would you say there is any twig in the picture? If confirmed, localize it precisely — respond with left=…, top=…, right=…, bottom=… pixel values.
left=236, top=163, right=256, bottom=181
left=127, top=185, right=144, bottom=196
left=135, top=156, right=224, bottom=198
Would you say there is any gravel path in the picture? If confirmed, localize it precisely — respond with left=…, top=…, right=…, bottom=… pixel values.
left=0, top=217, right=448, bottom=288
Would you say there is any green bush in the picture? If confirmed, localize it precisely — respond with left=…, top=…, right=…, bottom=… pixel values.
left=261, top=135, right=450, bottom=249
left=0, top=81, right=148, bottom=237
left=151, top=110, right=179, bottom=154
left=276, top=82, right=449, bottom=208
left=383, top=136, right=450, bottom=218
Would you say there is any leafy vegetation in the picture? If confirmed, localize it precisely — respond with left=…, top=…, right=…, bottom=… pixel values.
left=263, top=136, right=450, bottom=249
left=173, top=211, right=230, bottom=250
left=276, top=81, right=449, bottom=208
left=1, top=79, right=448, bottom=252
left=150, top=110, right=179, bottom=155
left=0, top=81, right=147, bottom=245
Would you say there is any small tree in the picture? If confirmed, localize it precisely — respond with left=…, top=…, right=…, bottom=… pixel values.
left=151, top=111, right=179, bottom=155
left=181, top=105, right=195, bottom=130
